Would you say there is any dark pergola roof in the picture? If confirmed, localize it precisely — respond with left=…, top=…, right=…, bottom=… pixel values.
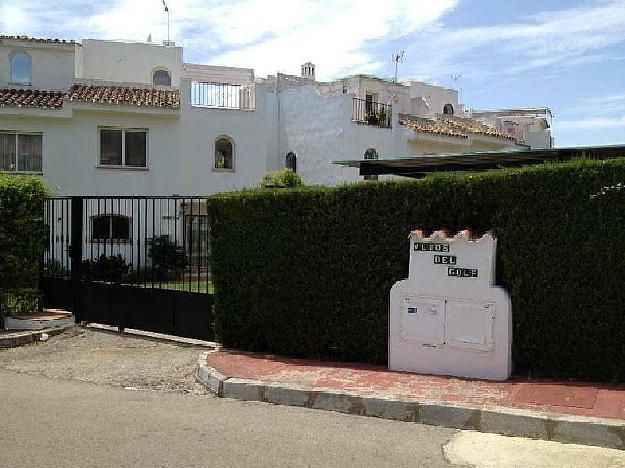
left=332, top=145, right=625, bottom=178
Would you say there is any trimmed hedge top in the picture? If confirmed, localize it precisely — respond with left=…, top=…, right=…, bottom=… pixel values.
left=208, top=159, right=625, bottom=381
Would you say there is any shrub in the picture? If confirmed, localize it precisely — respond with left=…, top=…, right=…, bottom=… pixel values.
left=258, top=168, right=304, bottom=188
left=82, top=254, right=130, bottom=282
left=147, top=235, right=187, bottom=280
left=0, top=288, right=41, bottom=323
left=208, top=158, right=625, bottom=382
left=0, top=173, right=47, bottom=290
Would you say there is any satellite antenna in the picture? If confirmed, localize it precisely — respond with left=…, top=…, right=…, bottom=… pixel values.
left=392, top=50, right=404, bottom=83
left=162, top=0, right=170, bottom=44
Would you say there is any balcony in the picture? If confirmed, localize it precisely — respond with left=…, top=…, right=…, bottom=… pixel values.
left=191, top=81, right=255, bottom=110
left=352, top=97, right=391, bottom=128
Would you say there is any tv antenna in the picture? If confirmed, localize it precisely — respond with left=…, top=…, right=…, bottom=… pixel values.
left=450, top=73, right=462, bottom=100
left=162, top=0, right=170, bottom=44
left=392, top=50, right=404, bottom=83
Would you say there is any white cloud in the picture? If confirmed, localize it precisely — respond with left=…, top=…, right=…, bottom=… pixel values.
left=2, top=0, right=624, bottom=83
left=0, top=0, right=457, bottom=79
left=402, top=0, right=625, bottom=80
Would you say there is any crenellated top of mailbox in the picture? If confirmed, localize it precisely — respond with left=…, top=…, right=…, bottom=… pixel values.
left=407, top=230, right=497, bottom=287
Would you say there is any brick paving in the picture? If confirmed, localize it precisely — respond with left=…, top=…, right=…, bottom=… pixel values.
left=207, top=349, right=625, bottom=420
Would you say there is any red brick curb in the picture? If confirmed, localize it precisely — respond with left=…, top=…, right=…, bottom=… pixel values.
left=195, top=351, right=625, bottom=450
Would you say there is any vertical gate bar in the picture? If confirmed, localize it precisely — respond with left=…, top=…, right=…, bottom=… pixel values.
left=197, top=199, right=201, bottom=293
left=136, top=198, right=141, bottom=287
left=144, top=198, right=148, bottom=288
left=50, top=200, right=56, bottom=276
left=89, top=199, right=93, bottom=266
left=97, top=197, right=101, bottom=275
left=188, top=199, right=193, bottom=292
left=70, top=197, right=83, bottom=320
left=130, top=199, right=134, bottom=283
left=60, top=199, right=64, bottom=274
left=151, top=198, right=155, bottom=289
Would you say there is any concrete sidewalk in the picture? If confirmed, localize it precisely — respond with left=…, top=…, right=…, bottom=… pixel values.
left=196, top=349, right=625, bottom=450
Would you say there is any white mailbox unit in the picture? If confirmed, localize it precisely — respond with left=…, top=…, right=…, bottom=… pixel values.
left=389, top=230, right=512, bottom=380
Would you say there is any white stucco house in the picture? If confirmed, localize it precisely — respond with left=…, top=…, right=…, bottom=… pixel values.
left=0, top=34, right=553, bottom=193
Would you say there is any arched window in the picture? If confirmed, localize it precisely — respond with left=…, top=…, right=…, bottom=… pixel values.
left=91, top=215, right=131, bottom=242
left=443, top=103, right=454, bottom=115
left=363, top=148, right=378, bottom=180
left=215, top=136, right=234, bottom=170
left=286, top=151, right=297, bottom=173
left=11, top=52, right=31, bottom=85
left=364, top=148, right=378, bottom=160
left=152, top=69, right=171, bottom=86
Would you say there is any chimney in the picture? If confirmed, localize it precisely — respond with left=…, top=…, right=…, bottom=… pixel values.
left=301, top=62, right=315, bottom=81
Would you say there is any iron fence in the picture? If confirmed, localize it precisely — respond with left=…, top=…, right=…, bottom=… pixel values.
left=352, top=97, right=391, bottom=128
left=43, top=196, right=211, bottom=294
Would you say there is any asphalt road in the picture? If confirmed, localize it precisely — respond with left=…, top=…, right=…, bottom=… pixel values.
left=0, top=369, right=458, bottom=467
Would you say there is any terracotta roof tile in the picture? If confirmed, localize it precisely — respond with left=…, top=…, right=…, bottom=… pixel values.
left=0, top=35, right=75, bottom=44
left=66, top=84, right=180, bottom=109
left=400, top=114, right=515, bottom=141
left=0, top=88, right=64, bottom=109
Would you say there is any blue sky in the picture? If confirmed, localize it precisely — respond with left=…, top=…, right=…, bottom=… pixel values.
left=2, top=0, right=624, bottom=146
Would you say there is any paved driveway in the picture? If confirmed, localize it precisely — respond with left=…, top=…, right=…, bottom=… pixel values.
left=0, top=327, right=208, bottom=394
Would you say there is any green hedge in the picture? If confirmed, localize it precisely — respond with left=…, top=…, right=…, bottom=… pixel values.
left=0, top=174, right=47, bottom=323
left=207, top=159, right=625, bottom=381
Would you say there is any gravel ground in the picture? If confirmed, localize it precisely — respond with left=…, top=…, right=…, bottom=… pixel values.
left=0, top=327, right=211, bottom=394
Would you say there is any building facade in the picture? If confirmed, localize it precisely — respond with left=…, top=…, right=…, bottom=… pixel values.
left=0, top=35, right=553, bottom=192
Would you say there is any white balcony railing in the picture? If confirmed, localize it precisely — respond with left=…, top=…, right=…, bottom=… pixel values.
left=191, top=82, right=254, bottom=110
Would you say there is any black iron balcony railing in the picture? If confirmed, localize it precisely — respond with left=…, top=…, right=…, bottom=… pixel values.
left=352, top=98, right=391, bottom=128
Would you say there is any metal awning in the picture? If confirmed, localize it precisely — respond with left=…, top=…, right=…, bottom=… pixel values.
left=332, top=144, right=625, bottom=178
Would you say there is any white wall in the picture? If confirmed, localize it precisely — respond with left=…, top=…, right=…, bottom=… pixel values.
left=277, top=86, right=350, bottom=185
left=277, top=85, right=407, bottom=185
left=78, top=40, right=183, bottom=86
left=0, top=41, right=76, bottom=90
left=409, top=81, right=459, bottom=117
left=177, top=79, right=272, bottom=194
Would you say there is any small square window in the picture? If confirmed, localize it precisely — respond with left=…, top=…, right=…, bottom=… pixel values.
left=99, top=129, right=147, bottom=167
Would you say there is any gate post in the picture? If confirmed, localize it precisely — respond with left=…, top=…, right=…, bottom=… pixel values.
left=70, top=197, right=83, bottom=320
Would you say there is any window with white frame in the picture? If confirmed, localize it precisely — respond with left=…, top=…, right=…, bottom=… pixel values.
left=10, top=52, right=32, bottom=85
left=99, top=128, right=147, bottom=167
left=91, top=214, right=131, bottom=242
left=0, top=132, right=42, bottom=172
left=214, top=136, right=234, bottom=170
left=153, top=69, right=171, bottom=86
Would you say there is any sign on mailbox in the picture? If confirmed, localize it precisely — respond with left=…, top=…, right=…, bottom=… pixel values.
left=389, top=230, right=512, bottom=381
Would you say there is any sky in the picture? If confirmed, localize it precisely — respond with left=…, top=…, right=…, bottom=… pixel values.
left=1, top=0, right=625, bottom=147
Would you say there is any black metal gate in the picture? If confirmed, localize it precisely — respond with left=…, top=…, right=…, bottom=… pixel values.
left=41, top=196, right=214, bottom=340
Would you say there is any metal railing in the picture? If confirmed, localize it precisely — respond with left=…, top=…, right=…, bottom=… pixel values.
left=191, top=82, right=254, bottom=109
left=43, top=196, right=211, bottom=294
left=352, top=98, right=391, bottom=128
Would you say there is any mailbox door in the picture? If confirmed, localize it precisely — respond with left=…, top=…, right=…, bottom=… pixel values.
left=445, top=299, right=494, bottom=352
left=400, top=295, right=445, bottom=346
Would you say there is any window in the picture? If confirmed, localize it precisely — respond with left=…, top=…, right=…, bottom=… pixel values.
left=10, top=52, right=31, bottom=85
left=286, top=151, right=297, bottom=173
left=214, top=136, right=234, bottom=170
left=0, top=132, right=42, bottom=172
left=153, top=69, right=171, bottom=86
left=443, top=103, right=454, bottom=115
left=363, top=148, right=378, bottom=181
left=91, top=215, right=131, bottom=242
left=99, top=128, right=147, bottom=167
